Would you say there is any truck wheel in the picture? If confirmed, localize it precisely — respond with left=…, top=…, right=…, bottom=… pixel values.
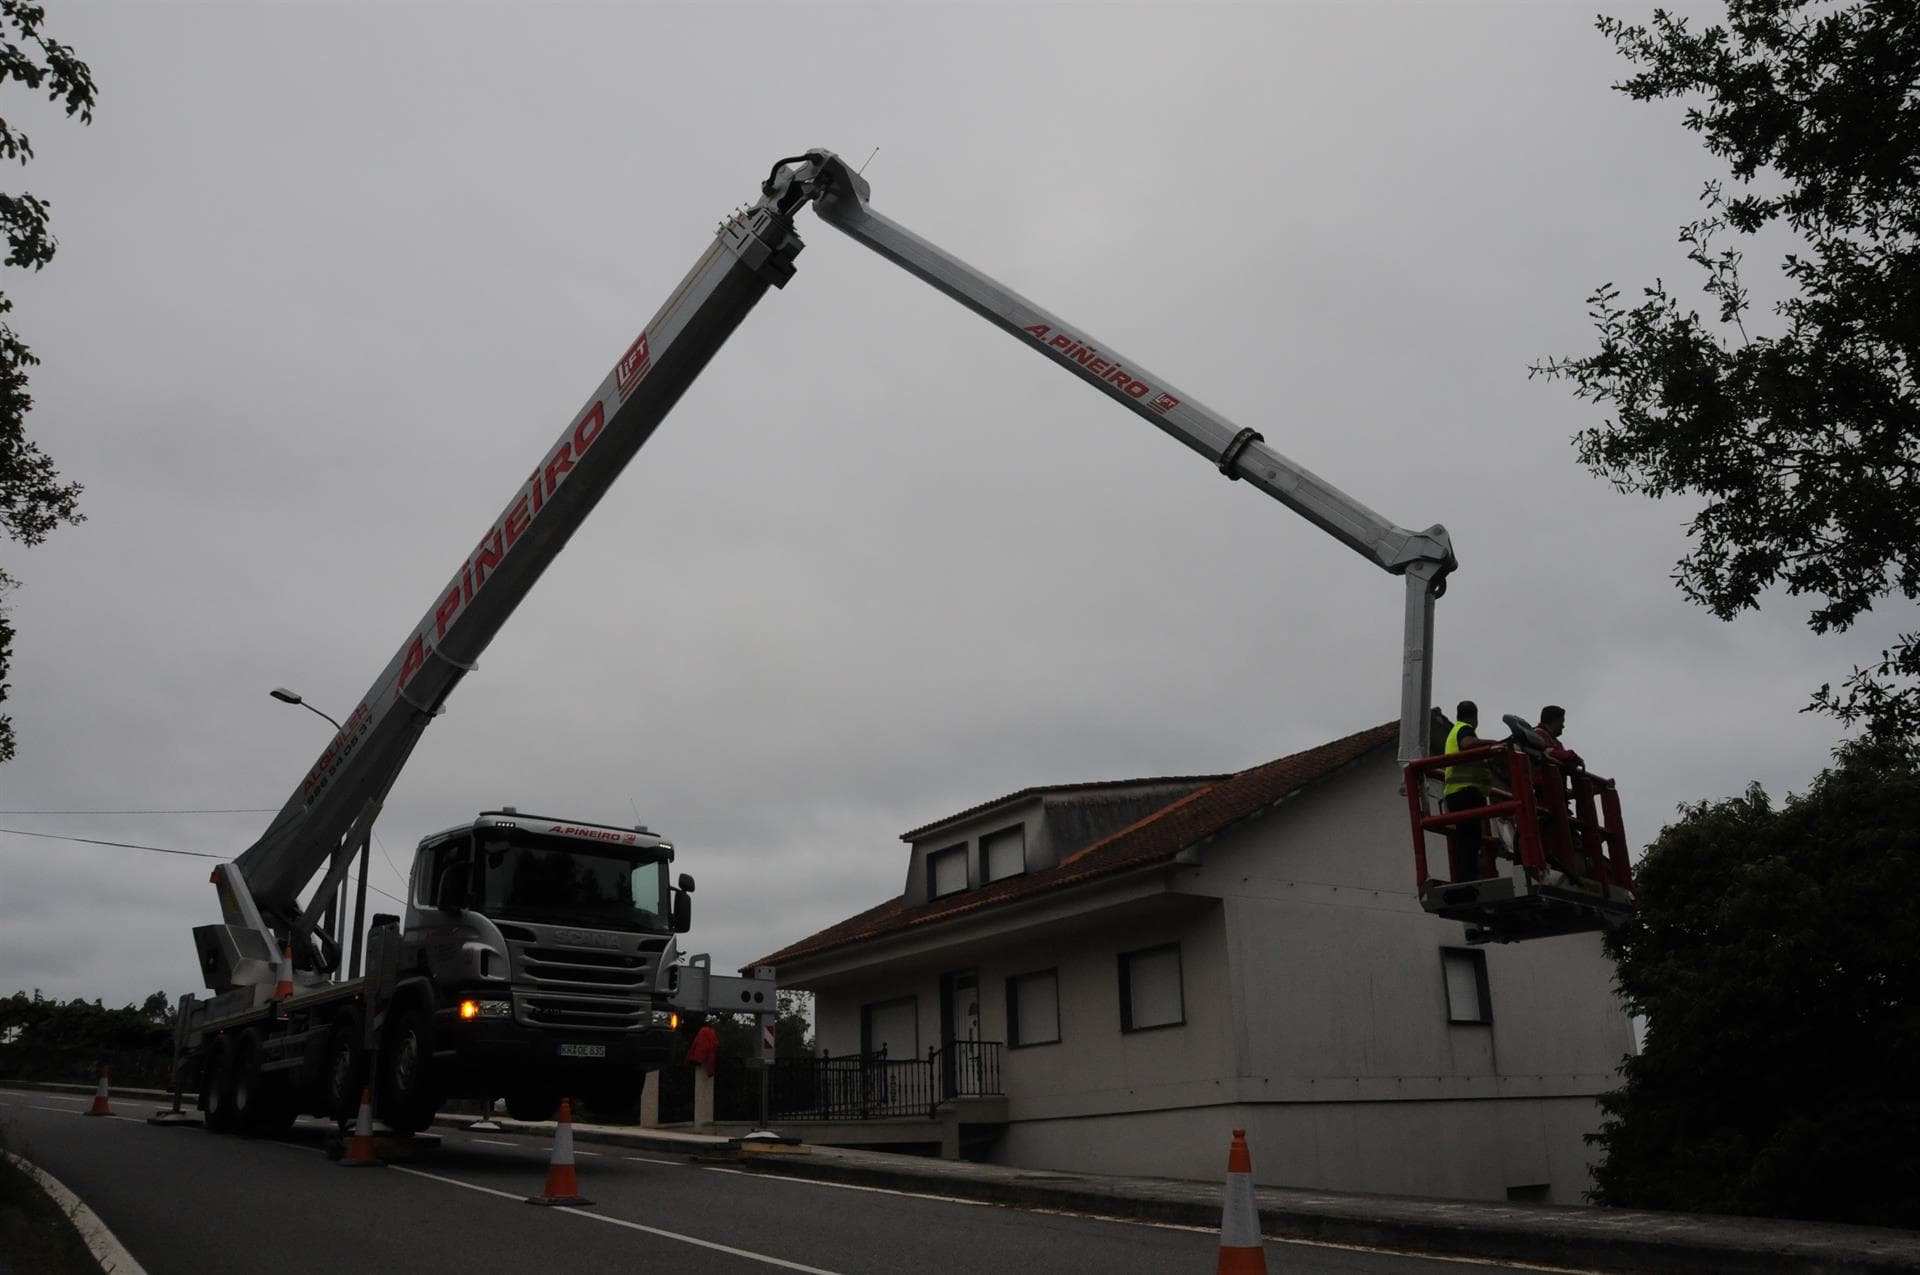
left=202, top=1035, right=238, bottom=1134
left=378, top=1004, right=436, bottom=1135
left=234, top=1033, right=298, bottom=1136
left=324, top=1024, right=363, bottom=1128
left=232, top=1032, right=267, bottom=1134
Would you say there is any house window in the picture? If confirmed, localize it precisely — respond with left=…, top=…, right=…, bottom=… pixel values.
left=1006, top=969, right=1060, bottom=1047
left=1119, top=943, right=1183, bottom=1031
left=1442, top=948, right=1492, bottom=1025
left=982, top=825, right=1026, bottom=883
left=928, top=845, right=968, bottom=897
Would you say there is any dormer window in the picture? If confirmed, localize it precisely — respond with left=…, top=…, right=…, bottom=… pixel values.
left=928, top=844, right=968, bottom=898
left=982, top=824, right=1026, bottom=883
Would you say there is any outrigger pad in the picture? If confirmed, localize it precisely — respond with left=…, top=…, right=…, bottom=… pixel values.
left=1423, top=873, right=1635, bottom=945
left=146, top=1108, right=202, bottom=1127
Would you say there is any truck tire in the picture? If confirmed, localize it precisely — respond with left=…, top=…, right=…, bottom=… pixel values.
left=323, top=1023, right=363, bottom=1128
left=202, top=1035, right=238, bottom=1134
left=234, top=1032, right=298, bottom=1136
left=378, top=1004, right=437, bottom=1135
left=232, top=1032, right=266, bottom=1134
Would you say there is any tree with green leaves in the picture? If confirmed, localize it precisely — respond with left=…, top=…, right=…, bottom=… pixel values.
left=1589, top=739, right=1920, bottom=1225
left=0, top=2, right=92, bottom=764
left=1533, top=1, right=1919, bottom=740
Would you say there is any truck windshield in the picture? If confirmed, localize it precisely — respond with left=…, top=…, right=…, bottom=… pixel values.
left=476, top=832, right=668, bottom=932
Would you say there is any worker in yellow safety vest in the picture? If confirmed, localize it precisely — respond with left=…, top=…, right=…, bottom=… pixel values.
left=1443, top=700, right=1494, bottom=881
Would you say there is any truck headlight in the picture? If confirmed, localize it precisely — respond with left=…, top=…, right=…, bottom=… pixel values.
left=649, top=1010, right=678, bottom=1029
left=459, top=998, right=511, bottom=1020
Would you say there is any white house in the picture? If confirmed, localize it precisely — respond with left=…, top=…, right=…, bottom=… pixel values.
left=755, top=721, right=1635, bottom=1204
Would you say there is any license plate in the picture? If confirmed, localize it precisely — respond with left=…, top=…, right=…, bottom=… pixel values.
left=557, top=1043, right=606, bottom=1059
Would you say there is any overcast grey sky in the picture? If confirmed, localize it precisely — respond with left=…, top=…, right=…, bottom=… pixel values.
left=3, top=1, right=1902, bottom=1010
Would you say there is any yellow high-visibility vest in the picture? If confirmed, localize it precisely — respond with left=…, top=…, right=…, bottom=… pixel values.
left=1443, top=720, right=1494, bottom=796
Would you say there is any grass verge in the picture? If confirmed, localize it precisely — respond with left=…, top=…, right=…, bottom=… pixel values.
left=0, top=1121, right=101, bottom=1275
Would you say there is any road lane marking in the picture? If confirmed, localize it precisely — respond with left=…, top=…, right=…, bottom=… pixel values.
left=468, top=1138, right=519, bottom=1147
left=392, top=1165, right=845, bottom=1273
left=5, top=1151, right=150, bottom=1275
left=622, top=1154, right=679, bottom=1165
left=704, top=1170, right=1607, bottom=1273
left=702, top=1166, right=992, bottom=1209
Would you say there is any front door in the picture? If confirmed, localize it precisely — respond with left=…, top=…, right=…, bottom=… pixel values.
left=942, top=969, right=983, bottom=1096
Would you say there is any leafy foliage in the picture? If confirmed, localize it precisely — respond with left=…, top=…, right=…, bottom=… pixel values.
left=1533, top=1, right=1920, bottom=740
left=0, top=1, right=92, bottom=764
left=1589, top=740, right=1920, bottom=1224
left=0, top=988, right=175, bottom=1088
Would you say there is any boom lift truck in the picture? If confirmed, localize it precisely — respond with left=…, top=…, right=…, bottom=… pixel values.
left=175, top=148, right=1634, bottom=1142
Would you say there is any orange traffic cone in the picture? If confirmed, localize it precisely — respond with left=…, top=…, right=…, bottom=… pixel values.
left=339, top=1087, right=383, bottom=1168
left=273, top=943, right=295, bottom=1003
left=526, top=1098, right=592, bottom=1206
left=1216, top=1128, right=1266, bottom=1274
left=83, top=1063, right=112, bottom=1117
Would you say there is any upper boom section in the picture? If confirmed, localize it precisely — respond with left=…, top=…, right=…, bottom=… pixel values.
left=782, top=151, right=1456, bottom=585
left=231, top=184, right=812, bottom=925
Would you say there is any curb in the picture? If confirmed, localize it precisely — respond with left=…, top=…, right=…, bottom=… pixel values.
left=427, top=1112, right=734, bottom=1157
left=4, top=1150, right=148, bottom=1275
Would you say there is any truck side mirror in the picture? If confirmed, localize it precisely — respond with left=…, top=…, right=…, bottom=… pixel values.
left=677, top=873, right=695, bottom=894
left=671, top=889, right=692, bottom=934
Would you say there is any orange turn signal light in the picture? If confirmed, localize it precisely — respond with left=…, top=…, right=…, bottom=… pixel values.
left=458, top=999, right=479, bottom=1020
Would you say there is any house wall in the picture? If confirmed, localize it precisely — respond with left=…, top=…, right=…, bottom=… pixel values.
left=805, top=744, right=1634, bottom=1204
left=1176, top=746, right=1630, bottom=1200
left=812, top=894, right=1229, bottom=1096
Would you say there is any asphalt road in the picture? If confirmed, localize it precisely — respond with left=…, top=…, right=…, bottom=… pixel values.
left=1, top=1087, right=1586, bottom=1274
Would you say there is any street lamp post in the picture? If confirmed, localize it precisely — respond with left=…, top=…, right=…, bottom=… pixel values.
left=269, top=686, right=343, bottom=733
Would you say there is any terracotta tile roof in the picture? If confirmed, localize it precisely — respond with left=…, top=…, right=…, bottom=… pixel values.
left=753, top=721, right=1397, bottom=972
left=899, top=774, right=1231, bottom=843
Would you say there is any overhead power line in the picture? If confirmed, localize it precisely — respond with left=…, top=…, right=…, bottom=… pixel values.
left=0, top=827, right=406, bottom=906
left=0, top=827, right=223, bottom=858
left=0, top=807, right=277, bottom=815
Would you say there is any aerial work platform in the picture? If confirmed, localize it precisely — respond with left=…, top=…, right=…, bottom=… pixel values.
left=1404, top=727, right=1637, bottom=944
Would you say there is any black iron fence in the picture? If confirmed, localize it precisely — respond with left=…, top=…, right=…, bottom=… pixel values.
left=932, top=1039, right=1001, bottom=1101
left=655, top=1042, right=1005, bottom=1124
left=769, top=1047, right=936, bottom=1120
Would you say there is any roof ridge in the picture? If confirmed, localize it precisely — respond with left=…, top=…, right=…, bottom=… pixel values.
left=898, top=772, right=1232, bottom=843
left=1055, top=776, right=1228, bottom=868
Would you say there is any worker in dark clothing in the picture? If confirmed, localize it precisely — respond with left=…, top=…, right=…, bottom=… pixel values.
left=1535, top=704, right=1591, bottom=881
left=1535, top=704, right=1583, bottom=769
left=1442, top=699, right=1494, bottom=881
